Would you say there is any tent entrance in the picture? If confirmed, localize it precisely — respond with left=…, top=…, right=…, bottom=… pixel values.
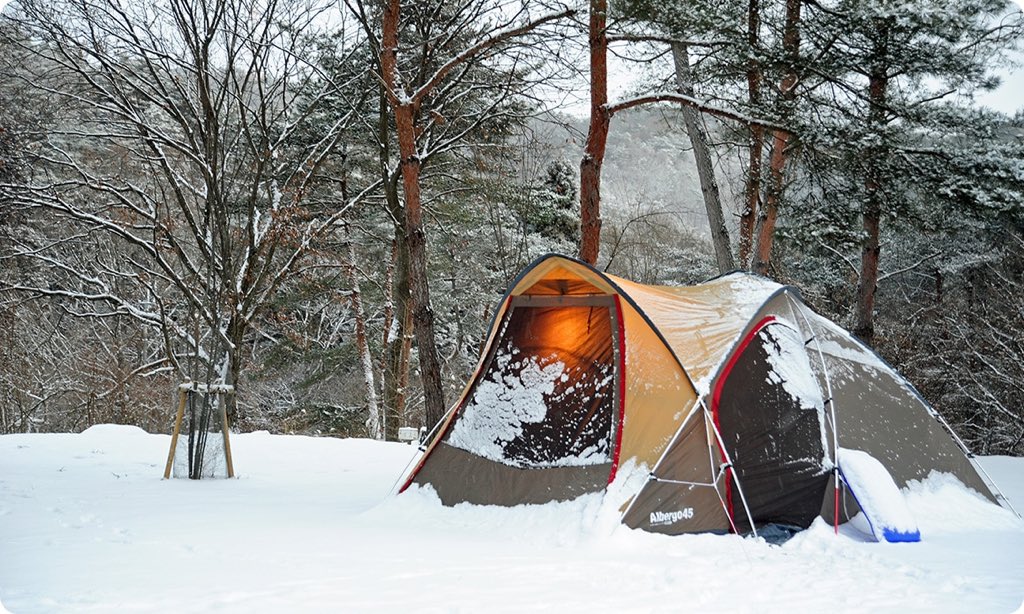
left=714, top=318, right=830, bottom=533
left=445, top=295, right=621, bottom=469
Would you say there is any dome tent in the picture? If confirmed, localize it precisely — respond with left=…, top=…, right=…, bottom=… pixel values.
left=399, top=254, right=1003, bottom=535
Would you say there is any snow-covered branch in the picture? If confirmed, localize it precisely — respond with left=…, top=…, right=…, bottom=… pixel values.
left=606, top=92, right=783, bottom=130
left=410, top=8, right=575, bottom=106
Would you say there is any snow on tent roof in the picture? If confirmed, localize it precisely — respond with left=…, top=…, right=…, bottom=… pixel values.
left=607, top=271, right=782, bottom=391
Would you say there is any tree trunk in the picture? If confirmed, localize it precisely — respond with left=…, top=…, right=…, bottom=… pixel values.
left=739, top=0, right=763, bottom=267
left=741, top=132, right=765, bottom=269
left=853, top=61, right=889, bottom=347
left=853, top=180, right=881, bottom=346
left=0, top=304, right=12, bottom=434
left=380, top=232, right=414, bottom=442
left=578, top=0, right=609, bottom=266
left=397, top=134, right=447, bottom=430
left=751, top=0, right=800, bottom=277
left=348, top=260, right=381, bottom=440
left=751, top=129, right=789, bottom=276
left=671, top=42, right=734, bottom=274
left=382, top=0, right=447, bottom=431
left=224, top=314, right=245, bottom=426
left=343, top=219, right=380, bottom=439
left=340, top=147, right=380, bottom=440
left=378, top=83, right=413, bottom=441
left=375, top=0, right=570, bottom=429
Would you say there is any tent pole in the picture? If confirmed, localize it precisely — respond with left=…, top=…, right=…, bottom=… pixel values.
left=704, top=408, right=741, bottom=535
left=833, top=471, right=840, bottom=535
left=614, top=407, right=745, bottom=532
left=710, top=459, right=741, bottom=536
left=703, top=403, right=759, bottom=539
left=390, top=401, right=459, bottom=496
left=931, top=409, right=1020, bottom=518
left=618, top=404, right=702, bottom=524
left=620, top=405, right=744, bottom=536
left=786, top=292, right=842, bottom=533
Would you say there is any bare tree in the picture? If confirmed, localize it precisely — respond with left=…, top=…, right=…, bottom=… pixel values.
left=2, top=0, right=376, bottom=419
left=342, top=216, right=380, bottom=438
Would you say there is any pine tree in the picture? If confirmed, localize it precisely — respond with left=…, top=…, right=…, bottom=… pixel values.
left=526, top=159, right=579, bottom=245
left=802, top=0, right=1022, bottom=345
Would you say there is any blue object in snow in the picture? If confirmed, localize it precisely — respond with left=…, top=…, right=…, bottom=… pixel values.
left=838, top=447, right=922, bottom=543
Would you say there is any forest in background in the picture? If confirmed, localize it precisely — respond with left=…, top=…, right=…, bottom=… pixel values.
left=1, top=0, right=1022, bottom=456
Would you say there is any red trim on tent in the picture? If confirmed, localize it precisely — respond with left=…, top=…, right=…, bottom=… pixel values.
left=607, top=295, right=628, bottom=485
left=711, top=315, right=777, bottom=530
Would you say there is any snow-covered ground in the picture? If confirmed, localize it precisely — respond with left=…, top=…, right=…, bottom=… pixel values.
left=2, top=426, right=1023, bottom=613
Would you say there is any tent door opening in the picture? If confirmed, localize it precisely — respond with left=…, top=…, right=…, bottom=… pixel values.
left=443, top=294, right=622, bottom=469
left=714, top=318, right=830, bottom=534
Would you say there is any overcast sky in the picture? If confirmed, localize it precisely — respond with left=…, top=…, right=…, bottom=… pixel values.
left=978, top=0, right=1024, bottom=115
left=0, top=0, right=1019, bottom=114
left=979, top=65, right=1024, bottom=115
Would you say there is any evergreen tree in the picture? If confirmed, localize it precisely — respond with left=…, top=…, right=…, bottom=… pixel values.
left=526, top=159, right=579, bottom=245
left=793, top=0, right=1023, bottom=344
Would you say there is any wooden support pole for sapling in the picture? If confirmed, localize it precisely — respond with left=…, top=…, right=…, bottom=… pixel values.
left=217, top=390, right=235, bottom=478
left=163, top=388, right=188, bottom=479
left=163, top=382, right=236, bottom=479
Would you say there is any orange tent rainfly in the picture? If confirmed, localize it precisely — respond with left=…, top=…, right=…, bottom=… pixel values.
left=399, top=254, right=1007, bottom=536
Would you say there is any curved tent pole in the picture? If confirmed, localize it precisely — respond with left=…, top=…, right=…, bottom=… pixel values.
left=620, top=402, right=744, bottom=536
left=783, top=292, right=843, bottom=533
left=702, top=401, right=759, bottom=539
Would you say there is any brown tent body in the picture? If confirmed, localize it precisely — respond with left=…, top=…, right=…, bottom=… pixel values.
left=400, top=255, right=998, bottom=535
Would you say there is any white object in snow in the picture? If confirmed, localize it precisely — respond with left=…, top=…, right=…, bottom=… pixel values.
left=839, top=447, right=921, bottom=543
left=398, top=427, right=420, bottom=444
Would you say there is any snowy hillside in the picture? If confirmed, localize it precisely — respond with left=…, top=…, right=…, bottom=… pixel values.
left=2, top=427, right=1023, bottom=613
left=531, top=109, right=735, bottom=236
